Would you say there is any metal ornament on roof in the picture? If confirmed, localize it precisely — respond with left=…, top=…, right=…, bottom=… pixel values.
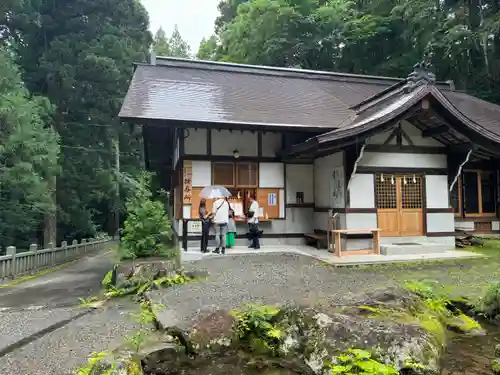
left=403, top=61, right=436, bottom=93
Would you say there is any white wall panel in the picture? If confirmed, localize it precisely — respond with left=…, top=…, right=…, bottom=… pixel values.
left=427, top=213, right=454, bottom=233
left=359, top=152, right=447, bottom=168
left=425, top=175, right=449, bottom=208
left=191, top=161, right=211, bottom=187
left=212, top=130, right=258, bottom=156
left=184, top=128, right=207, bottom=155
left=259, top=163, right=284, bottom=188
left=348, top=174, right=375, bottom=208
left=286, top=164, right=314, bottom=203
left=262, top=133, right=282, bottom=157
left=314, top=152, right=344, bottom=207
left=345, top=213, right=377, bottom=229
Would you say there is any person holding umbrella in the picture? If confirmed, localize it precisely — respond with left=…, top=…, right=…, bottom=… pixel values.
left=199, top=186, right=232, bottom=255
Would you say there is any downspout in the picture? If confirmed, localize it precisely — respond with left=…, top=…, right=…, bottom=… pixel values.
left=449, top=149, right=473, bottom=192
left=347, top=142, right=367, bottom=192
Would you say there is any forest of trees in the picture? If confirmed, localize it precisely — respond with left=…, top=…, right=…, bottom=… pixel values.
left=1, top=0, right=499, bottom=250
left=0, top=1, right=192, bottom=250
left=200, top=0, right=500, bottom=105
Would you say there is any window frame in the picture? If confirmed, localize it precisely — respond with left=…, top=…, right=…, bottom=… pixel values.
left=456, top=170, right=497, bottom=217
left=212, top=162, right=236, bottom=187
left=211, top=161, right=259, bottom=189
left=236, top=162, right=259, bottom=188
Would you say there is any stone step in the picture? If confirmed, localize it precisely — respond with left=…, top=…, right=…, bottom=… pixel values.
left=380, top=242, right=453, bottom=256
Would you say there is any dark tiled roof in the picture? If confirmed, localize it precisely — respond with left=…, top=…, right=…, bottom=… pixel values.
left=118, top=61, right=399, bottom=128
left=443, top=90, right=500, bottom=137
left=119, top=58, right=500, bottom=144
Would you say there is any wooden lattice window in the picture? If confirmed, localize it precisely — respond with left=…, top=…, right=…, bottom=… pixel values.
left=401, top=175, right=423, bottom=209
left=212, top=162, right=235, bottom=187
left=375, top=174, right=397, bottom=209
left=236, top=162, right=258, bottom=187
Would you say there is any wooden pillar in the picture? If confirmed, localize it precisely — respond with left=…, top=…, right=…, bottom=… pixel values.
left=43, top=175, right=57, bottom=248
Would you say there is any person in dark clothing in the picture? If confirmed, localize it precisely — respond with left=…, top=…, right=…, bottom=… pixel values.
left=199, top=198, right=212, bottom=253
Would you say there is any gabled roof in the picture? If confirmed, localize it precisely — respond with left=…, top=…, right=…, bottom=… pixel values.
left=118, top=57, right=500, bottom=149
left=287, top=75, right=500, bottom=157
left=119, top=57, right=402, bottom=129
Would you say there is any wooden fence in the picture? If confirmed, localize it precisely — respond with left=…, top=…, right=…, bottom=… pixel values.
left=0, top=237, right=111, bottom=282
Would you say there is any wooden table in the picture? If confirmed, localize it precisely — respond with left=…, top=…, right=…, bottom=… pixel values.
left=331, top=228, right=381, bottom=256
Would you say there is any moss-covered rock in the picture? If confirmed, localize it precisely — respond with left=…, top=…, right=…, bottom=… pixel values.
left=446, top=313, right=485, bottom=336
left=81, top=284, right=484, bottom=375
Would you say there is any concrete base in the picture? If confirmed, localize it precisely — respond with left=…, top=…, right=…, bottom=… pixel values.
left=380, top=242, right=453, bottom=255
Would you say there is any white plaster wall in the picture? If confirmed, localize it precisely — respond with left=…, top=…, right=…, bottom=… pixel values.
left=262, top=133, right=282, bottom=157
left=259, top=163, right=285, bottom=188
left=271, top=208, right=314, bottom=234
left=401, top=120, right=444, bottom=146
left=493, top=222, right=500, bottom=231
left=184, top=128, right=207, bottom=155
left=212, top=130, right=258, bottom=156
left=426, top=213, right=455, bottom=233
left=455, top=220, right=474, bottom=231
left=366, top=129, right=396, bottom=145
left=314, top=212, right=345, bottom=232
left=191, top=161, right=211, bottom=187
left=365, top=122, right=444, bottom=147
left=425, top=175, right=449, bottom=208
left=359, top=152, right=447, bottom=168
left=345, top=213, right=377, bottom=229
left=314, top=152, right=344, bottom=207
left=286, top=164, right=314, bottom=203
left=348, top=174, right=375, bottom=208
left=182, top=205, right=191, bottom=219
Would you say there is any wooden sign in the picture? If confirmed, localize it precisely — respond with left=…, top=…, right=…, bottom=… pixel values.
left=183, top=161, right=193, bottom=204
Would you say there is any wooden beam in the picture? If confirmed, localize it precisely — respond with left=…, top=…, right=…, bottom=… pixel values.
left=422, top=125, right=449, bottom=138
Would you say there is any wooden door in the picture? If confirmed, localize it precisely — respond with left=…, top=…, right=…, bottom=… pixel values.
left=376, top=174, right=424, bottom=237
left=399, top=175, right=424, bottom=236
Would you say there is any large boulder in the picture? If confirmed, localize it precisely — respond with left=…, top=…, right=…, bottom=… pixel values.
left=140, top=286, right=464, bottom=375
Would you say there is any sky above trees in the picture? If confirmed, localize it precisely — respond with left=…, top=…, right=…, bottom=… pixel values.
left=141, top=0, right=219, bottom=50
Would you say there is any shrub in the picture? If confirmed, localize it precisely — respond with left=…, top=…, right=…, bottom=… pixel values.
left=120, top=173, right=173, bottom=260
left=477, top=280, right=500, bottom=320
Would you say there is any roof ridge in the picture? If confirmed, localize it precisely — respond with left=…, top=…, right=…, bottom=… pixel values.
left=150, top=57, right=403, bottom=85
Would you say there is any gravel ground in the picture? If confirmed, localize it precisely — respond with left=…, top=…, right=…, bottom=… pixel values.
left=0, top=307, right=82, bottom=353
left=152, top=252, right=500, bottom=329
left=152, top=253, right=392, bottom=328
left=0, top=301, right=140, bottom=375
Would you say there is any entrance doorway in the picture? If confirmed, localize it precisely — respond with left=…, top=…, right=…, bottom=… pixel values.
left=375, top=174, right=424, bottom=237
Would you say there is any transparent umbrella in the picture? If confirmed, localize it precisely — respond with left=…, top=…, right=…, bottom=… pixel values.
left=199, top=185, right=232, bottom=199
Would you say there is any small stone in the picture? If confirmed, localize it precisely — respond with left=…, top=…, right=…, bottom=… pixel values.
left=495, top=344, right=500, bottom=357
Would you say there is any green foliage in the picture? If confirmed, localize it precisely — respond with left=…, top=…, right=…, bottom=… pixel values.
left=0, top=48, right=60, bottom=249
left=103, top=271, right=194, bottom=300
left=328, top=348, right=398, bottom=375
left=153, top=27, right=172, bottom=56
left=5, top=0, right=152, bottom=242
left=197, top=35, right=219, bottom=60
left=154, top=25, right=191, bottom=58
left=74, top=351, right=113, bottom=375
left=208, top=0, right=500, bottom=105
left=232, top=304, right=282, bottom=353
left=101, top=270, right=114, bottom=290
left=477, top=280, right=500, bottom=320
left=121, top=173, right=173, bottom=260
